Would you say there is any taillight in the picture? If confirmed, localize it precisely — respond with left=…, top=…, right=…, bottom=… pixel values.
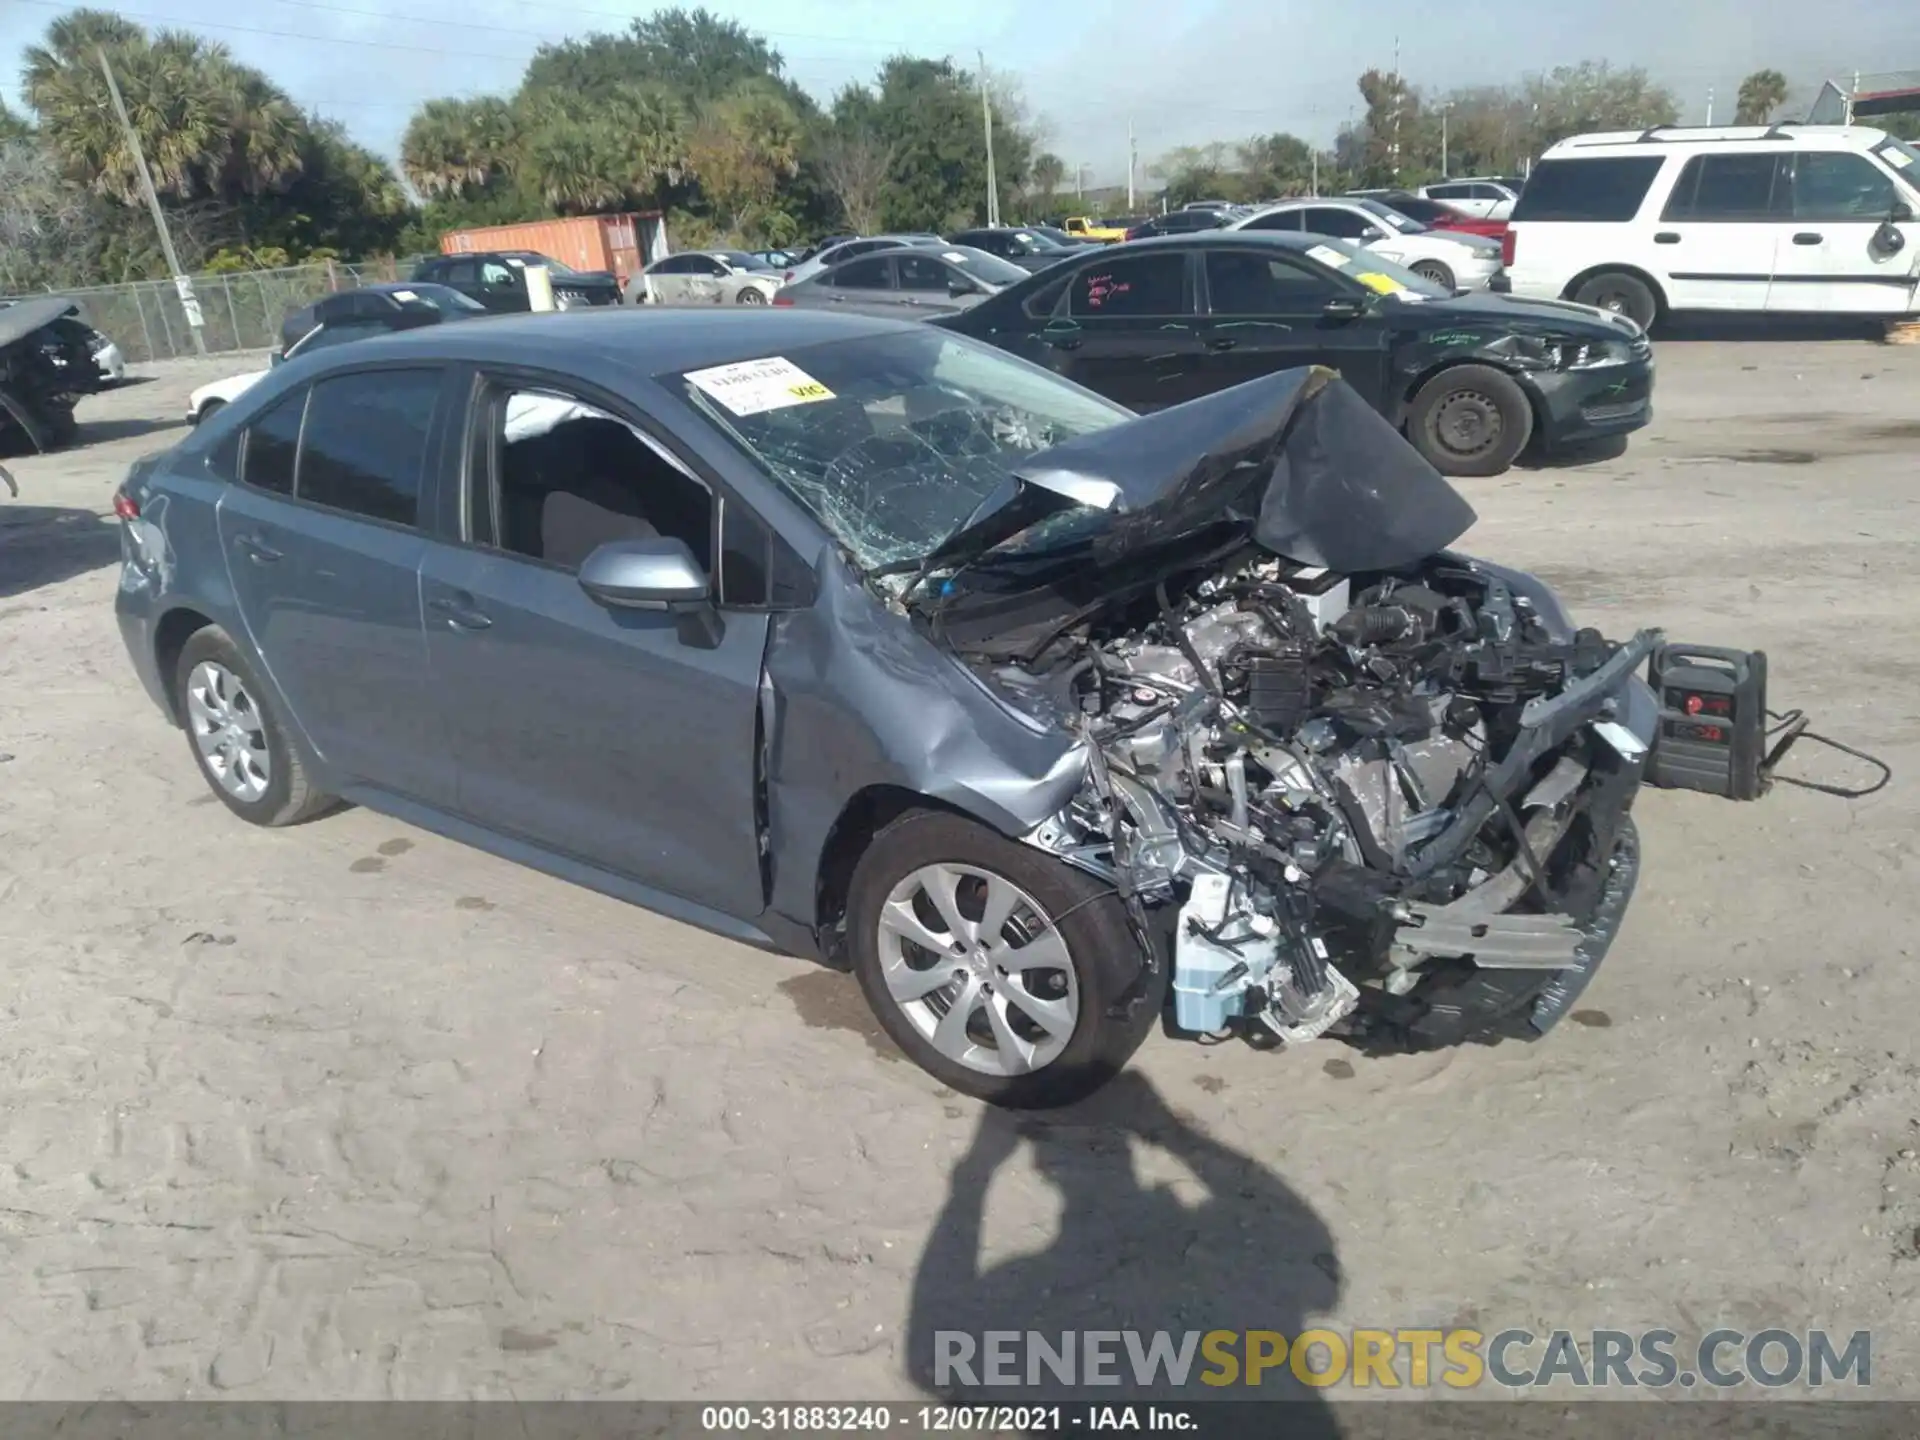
left=773, top=293, right=794, bottom=307
left=113, top=491, right=139, bottom=520
left=1500, top=230, right=1516, bottom=267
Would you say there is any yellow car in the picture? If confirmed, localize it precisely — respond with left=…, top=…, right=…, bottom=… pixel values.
left=1061, top=216, right=1132, bottom=244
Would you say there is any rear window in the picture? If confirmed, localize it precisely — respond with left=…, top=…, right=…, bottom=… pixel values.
left=1511, top=157, right=1666, bottom=222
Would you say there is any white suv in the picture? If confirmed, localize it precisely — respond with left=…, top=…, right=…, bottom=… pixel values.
left=1418, top=178, right=1521, bottom=220
left=1500, top=125, right=1920, bottom=329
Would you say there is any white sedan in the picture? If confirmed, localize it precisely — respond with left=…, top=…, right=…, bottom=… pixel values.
left=186, top=320, right=398, bottom=423
left=1228, top=199, right=1501, bottom=292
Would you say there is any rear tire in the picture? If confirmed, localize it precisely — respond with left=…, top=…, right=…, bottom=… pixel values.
left=1406, top=363, right=1534, bottom=477
left=846, top=809, right=1161, bottom=1108
left=736, top=286, right=768, bottom=305
left=1410, top=259, right=1456, bottom=291
left=1571, top=271, right=1659, bottom=332
left=173, top=626, right=335, bottom=827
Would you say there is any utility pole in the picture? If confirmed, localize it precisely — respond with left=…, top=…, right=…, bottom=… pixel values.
left=1441, top=102, right=1452, bottom=178
left=1126, top=118, right=1136, bottom=211
left=1388, top=34, right=1403, bottom=184
left=1076, top=162, right=1085, bottom=200
left=977, top=51, right=999, bottom=227
left=99, top=48, right=205, bottom=355
left=1705, top=86, right=1715, bottom=126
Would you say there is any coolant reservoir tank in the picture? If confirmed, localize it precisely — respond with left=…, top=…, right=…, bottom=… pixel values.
left=1173, top=873, right=1276, bottom=1033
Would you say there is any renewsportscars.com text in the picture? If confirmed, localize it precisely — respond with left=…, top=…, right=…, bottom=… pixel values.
left=933, top=1328, right=1872, bottom=1390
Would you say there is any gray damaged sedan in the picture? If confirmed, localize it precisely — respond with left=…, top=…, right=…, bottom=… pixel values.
left=115, top=308, right=1687, bottom=1106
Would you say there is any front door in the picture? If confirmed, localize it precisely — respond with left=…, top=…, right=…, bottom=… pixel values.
left=216, top=367, right=455, bottom=803
left=1196, top=246, right=1392, bottom=406
left=420, top=378, right=770, bottom=916
left=1026, top=249, right=1212, bottom=411
left=477, top=258, right=528, bottom=312
left=1771, top=149, right=1920, bottom=315
left=1653, top=152, right=1784, bottom=311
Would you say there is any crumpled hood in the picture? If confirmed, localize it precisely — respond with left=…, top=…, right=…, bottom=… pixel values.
left=930, top=365, right=1477, bottom=580
left=0, top=297, right=81, bottom=349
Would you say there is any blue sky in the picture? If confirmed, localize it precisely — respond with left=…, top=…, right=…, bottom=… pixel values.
left=4, top=0, right=1918, bottom=184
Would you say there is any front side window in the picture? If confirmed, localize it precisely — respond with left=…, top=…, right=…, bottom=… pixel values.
left=480, top=261, right=516, bottom=286
left=1662, top=153, right=1783, bottom=221
left=1067, top=253, right=1190, bottom=318
left=897, top=255, right=952, bottom=292
left=1206, top=251, right=1339, bottom=313
left=296, top=369, right=441, bottom=527
left=1301, top=207, right=1375, bottom=240
left=484, top=387, right=714, bottom=576
left=242, top=387, right=306, bottom=495
left=1791, top=151, right=1900, bottom=220
left=668, top=329, right=1131, bottom=572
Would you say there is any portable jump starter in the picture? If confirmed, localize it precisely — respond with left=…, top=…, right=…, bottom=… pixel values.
left=1643, top=643, right=1770, bottom=800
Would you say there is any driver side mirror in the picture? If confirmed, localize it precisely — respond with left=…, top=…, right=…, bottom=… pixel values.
left=269, top=350, right=286, bottom=368
left=577, top=537, right=722, bottom=646
left=949, top=278, right=980, bottom=298
left=1323, top=296, right=1367, bottom=321
left=1360, top=226, right=1385, bottom=242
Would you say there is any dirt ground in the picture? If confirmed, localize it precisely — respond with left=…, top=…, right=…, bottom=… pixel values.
left=1, top=339, right=1917, bottom=1403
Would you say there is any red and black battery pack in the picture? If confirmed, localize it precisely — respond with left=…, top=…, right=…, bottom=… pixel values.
left=1644, top=643, right=1770, bottom=800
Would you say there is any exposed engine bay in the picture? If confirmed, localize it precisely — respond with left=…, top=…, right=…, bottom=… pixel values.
left=989, top=551, right=1659, bottom=1051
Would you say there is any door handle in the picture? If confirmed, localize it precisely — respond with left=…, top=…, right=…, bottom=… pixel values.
left=234, top=533, right=282, bottom=564
left=428, top=594, right=493, bottom=631
left=1792, top=232, right=1823, bottom=245
left=1204, top=337, right=1239, bottom=352
left=1653, top=232, right=1680, bottom=244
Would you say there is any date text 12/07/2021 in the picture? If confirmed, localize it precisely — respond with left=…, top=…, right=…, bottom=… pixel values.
left=700, top=1405, right=1199, bottom=1433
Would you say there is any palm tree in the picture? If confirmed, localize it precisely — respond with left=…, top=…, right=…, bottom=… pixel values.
left=1735, top=70, right=1790, bottom=125
left=401, top=96, right=517, bottom=196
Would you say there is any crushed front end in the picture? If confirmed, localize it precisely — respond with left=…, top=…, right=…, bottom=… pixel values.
left=1002, top=554, right=1660, bottom=1052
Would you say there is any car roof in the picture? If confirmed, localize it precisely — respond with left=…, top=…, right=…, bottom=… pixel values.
left=1542, top=123, right=1892, bottom=156
left=1091, top=230, right=1325, bottom=254
left=296, top=306, right=920, bottom=379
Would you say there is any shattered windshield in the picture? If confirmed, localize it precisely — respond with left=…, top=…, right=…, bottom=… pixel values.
left=668, top=329, right=1131, bottom=570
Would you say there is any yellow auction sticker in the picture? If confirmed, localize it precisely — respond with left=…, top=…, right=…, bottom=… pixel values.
left=1354, top=271, right=1407, bottom=295
left=683, top=356, right=837, bottom=416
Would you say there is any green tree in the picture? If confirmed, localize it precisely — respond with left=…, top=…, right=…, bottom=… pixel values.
left=687, top=83, right=802, bottom=238
left=1237, top=132, right=1313, bottom=196
left=856, top=56, right=1034, bottom=231
left=1735, top=69, right=1790, bottom=124
left=400, top=97, right=519, bottom=197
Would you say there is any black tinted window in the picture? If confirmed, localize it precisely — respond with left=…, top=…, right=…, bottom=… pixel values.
left=1662, top=154, right=1782, bottom=220
left=296, top=369, right=440, bottom=527
left=1512, top=157, right=1664, bottom=221
left=1792, top=151, right=1899, bottom=219
left=1243, top=209, right=1304, bottom=233
left=442, top=260, right=477, bottom=284
left=830, top=257, right=891, bottom=290
left=1206, top=251, right=1338, bottom=313
left=896, top=254, right=952, bottom=291
left=1301, top=207, right=1374, bottom=239
left=242, top=388, right=305, bottom=495
left=1067, top=254, right=1188, bottom=317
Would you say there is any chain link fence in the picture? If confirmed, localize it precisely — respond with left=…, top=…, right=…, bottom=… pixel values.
left=20, top=257, right=436, bottom=364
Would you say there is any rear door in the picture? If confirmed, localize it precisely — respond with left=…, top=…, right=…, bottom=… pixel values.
left=1197, top=245, right=1391, bottom=404
left=216, top=366, right=455, bottom=803
left=1772, top=149, right=1920, bottom=314
left=818, top=255, right=904, bottom=313
left=1030, top=249, right=1210, bottom=411
left=1654, top=151, right=1785, bottom=310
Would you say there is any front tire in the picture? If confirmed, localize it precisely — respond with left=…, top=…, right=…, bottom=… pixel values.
left=1571, top=271, right=1659, bottom=332
left=846, top=809, right=1159, bottom=1107
left=173, top=626, right=334, bottom=827
left=1410, top=259, right=1456, bottom=291
left=1406, top=363, right=1535, bottom=477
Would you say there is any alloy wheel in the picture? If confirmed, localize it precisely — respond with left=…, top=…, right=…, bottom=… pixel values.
left=873, top=863, right=1080, bottom=1076
left=185, top=659, right=271, bottom=802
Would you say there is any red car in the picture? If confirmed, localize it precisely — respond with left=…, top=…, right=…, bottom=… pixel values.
left=1363, top=191, right=1508, bottom=240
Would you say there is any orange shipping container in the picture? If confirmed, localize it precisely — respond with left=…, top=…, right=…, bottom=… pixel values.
left=439, top=213, right=668, bottom=289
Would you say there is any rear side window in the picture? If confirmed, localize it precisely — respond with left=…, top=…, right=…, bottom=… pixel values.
left=1242, top=209, right=1304, bottom=233
left=1068, top=253, right=1189, bottom=317
left=829, top=257, right=892, bottom=290
left=241, top=388, right=306, bottom=495
left=296, top=369, right=441, bottom=527
left=442, top=260, right=477, bottom=284
left=1206, top=251, right=1338, bottom=313
left=1662, top=154, right=1783, bottom=220
left=1511, top=157, right=1665, bottom=221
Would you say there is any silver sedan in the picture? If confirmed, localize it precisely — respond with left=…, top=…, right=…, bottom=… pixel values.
left=630, top=250, right=784, bottom=306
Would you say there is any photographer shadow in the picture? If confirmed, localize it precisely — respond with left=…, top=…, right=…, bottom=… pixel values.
left=906, top=1070, right=1344, bottom=1437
